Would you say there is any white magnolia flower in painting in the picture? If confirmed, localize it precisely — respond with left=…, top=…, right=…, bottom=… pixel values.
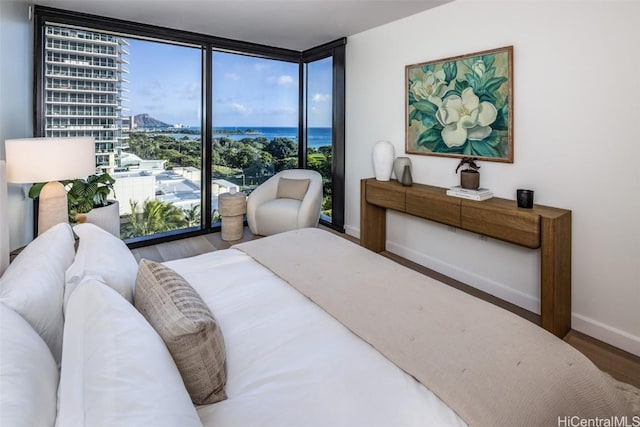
left=472, top=60, right=486, bottom=77
left=411, top=70, right=449, bottom=106
left=436, top=87, right=498, bottom=148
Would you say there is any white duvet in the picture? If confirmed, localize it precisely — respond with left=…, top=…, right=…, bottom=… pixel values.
left=165, top=249, right=467, bottom=427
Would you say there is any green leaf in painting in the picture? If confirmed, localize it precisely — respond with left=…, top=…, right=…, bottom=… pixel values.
left=480, top=68, right=496, bottom=85
left=443, top=61, right=457, bottom=82
left=416, top=128, right=441, bottom=151
left=460, top=58, right=474, bottom=72
left=408, top=91, right=416, bottom=104
left=454, top=79, right=469, bottom=93
left=484, top=76, right=507, bottom=93
left=469, top=131, right=502, bottom=158
left=408, top=109, right=422, bottom=125
left=493, top=102, right=509, bottom=131
left=465, top=72, right=480, bottom=91
left=421, top=114, right=437, bottom=128
left=477, top=92, right=497, bottom=105
left=421, top=64, right=435, bottom=73
left=482, top=54, right=495, bottom=70
left=412, top=100, right=438, bottom=115
left=434, top=140, right=464, bottom=154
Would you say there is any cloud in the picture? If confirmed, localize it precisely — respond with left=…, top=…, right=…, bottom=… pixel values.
left=267, top=74, right=296, bottom=87
left=278, top=75, right=295, bottom=86
left=231, top=103, right=251, bottom=115
left=253, top=62, right=269, bottom=72
left=312, top=93, right=331, bottom=102
left=224, top=73, right=240, bottom=81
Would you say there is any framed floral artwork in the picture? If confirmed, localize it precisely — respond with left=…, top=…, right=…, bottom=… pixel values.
left=405, top=46, right=513, bottom=162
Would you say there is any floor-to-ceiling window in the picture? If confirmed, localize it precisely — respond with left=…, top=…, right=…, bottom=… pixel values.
left=34, top=6, right=344, bottom=245
left=302, top=41, right=345, bottom=231
left=305, top=56, right=334, bottom=221
left=210, top=52, right=299, bottom=223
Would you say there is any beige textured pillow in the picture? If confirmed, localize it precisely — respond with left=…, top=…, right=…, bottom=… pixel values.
left=276, top=177, right=310, bottom=201
left=134, top=259, right=227, bottom=405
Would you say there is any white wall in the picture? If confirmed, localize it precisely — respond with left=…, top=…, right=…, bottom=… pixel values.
left=345, top=0, right=640, bottom=356
left=0, top=1, right=34, bottom=250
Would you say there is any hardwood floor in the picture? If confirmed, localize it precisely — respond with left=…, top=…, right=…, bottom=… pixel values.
left=131, top=226, right=640, bottom=388
left=130, top=227, right=259, bottom=263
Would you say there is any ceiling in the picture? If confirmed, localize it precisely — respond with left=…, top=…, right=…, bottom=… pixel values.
left=24, top=0, right=451, bottom=51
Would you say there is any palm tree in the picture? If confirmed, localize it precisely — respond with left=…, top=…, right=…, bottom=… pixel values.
left=183, top=204, right=201, bottom=227
left=122, top=199, right=188, bottom=238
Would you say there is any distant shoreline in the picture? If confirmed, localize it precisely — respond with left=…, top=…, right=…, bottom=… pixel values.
left=127, top=126, right=333, bottom=148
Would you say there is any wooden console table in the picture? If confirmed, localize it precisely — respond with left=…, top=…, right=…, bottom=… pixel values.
left=360, top=178, right=572, bottom=338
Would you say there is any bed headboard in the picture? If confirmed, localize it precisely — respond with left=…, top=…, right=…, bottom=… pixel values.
left=0, top=160, right=9, bottom=275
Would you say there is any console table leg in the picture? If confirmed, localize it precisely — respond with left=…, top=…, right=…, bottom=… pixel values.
left=540, top=212, right=572, bottom=338
left=360, top=179, right=386, bottom=252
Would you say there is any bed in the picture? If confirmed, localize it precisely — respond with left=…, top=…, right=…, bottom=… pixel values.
left=0, top=179, right=634, bottom=427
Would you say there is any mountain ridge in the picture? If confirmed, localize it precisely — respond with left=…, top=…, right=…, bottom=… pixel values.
left=133, top=113, right=172, bottom=129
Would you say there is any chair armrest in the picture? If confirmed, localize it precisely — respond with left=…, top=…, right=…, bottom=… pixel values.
left=246, top=175, right=279, bottom=234
left=296, top=174, right=323, bottom=228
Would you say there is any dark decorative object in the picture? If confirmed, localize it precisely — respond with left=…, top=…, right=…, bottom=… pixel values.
left=517, top=189, right=534, bottom=209
left=456, top=157, right=480, bottom=190
left=393, top=157, right=413, bottom=186
left=401, top=165, right=413, bottom=186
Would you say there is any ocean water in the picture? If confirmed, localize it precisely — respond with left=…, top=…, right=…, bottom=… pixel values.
left=215, top=127, right=331, bottom=149
left=163, top=127, right=332, bottom=148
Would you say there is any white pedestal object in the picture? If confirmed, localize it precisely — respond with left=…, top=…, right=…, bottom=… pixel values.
left=80, top=200, right=120, bottom=237
left=372, top=140, right=395, bottom=181
left=219, top=192, right=247, bottom=241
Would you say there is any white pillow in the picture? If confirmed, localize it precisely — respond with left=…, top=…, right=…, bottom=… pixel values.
left=57, top=278, right=203, bottom=427
left=0, top=302, right=59, bottom=427
left=0, top=222, right=75, bottom=364
left=64, top=223, right=138, bottom=311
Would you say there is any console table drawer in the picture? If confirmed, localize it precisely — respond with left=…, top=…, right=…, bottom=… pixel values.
left=461, top=201, right=541, bottom=249
left=366, top=180, right=406, bottom=211
left=406, top=186, right=461, bottom=227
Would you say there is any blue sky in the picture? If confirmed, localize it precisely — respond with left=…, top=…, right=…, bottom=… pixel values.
left=126, top=38, right=332, bottom=128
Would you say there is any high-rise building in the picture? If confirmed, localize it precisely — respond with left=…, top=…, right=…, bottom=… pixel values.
left=44, top=25, right=129, bottom=173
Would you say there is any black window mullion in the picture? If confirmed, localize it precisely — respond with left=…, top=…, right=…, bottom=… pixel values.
left=330, top=44, right=346, bottom=231
left=202, top=46, right=213, bottom=230
left=298, top=58, right=306, bottom=168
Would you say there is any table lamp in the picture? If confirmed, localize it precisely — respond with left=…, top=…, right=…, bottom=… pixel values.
left=5, top=137, right=96, bottom=235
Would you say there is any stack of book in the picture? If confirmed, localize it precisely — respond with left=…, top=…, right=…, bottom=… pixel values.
left=446, top=186, right=494, bottom=201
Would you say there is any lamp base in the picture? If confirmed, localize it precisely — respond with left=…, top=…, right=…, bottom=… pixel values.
left=38, top=181, right=68, bottom=235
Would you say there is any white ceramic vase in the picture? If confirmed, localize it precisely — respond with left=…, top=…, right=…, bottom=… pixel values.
left=82, top=200, right=120, bottom=237
left=372, top=140, right=395, bottom=181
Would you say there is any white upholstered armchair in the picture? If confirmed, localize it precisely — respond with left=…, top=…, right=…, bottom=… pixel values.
left=247, top=169, right=323, bottom=236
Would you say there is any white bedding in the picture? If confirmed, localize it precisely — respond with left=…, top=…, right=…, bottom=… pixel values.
left=165, top=249, right=467, bottom=427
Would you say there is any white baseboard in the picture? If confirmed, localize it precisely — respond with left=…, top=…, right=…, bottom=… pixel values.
left=340, top=227, right=640, bottom=357
left=386, top=240, right=541, bottom=314
left=344, top=225, right=360, bottom=239
left=572, top=313, right=640, bottom=357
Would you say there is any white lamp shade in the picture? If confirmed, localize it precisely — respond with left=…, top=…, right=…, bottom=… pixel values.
left=5, top=137, right=96, bottom=183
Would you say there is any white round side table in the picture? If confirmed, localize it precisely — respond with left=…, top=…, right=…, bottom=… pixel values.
left=218, top=191, right=247, bottom=241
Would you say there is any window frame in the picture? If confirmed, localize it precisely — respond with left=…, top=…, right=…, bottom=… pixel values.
left=33, top=6, right=345, bottom=246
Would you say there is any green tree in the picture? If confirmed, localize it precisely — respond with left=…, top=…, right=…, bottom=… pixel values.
left=183, top=204, right=201, bottom=227
left=266, top=137, right=297, bottom=159
left=127, top=132, right=160, bottom=159
left=122, top=199, right=188, bottom=238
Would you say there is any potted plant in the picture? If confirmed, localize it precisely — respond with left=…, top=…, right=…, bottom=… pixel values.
left=30, top=172, right=120, bottom=236
left=455, top=157, right=480, bottom=190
